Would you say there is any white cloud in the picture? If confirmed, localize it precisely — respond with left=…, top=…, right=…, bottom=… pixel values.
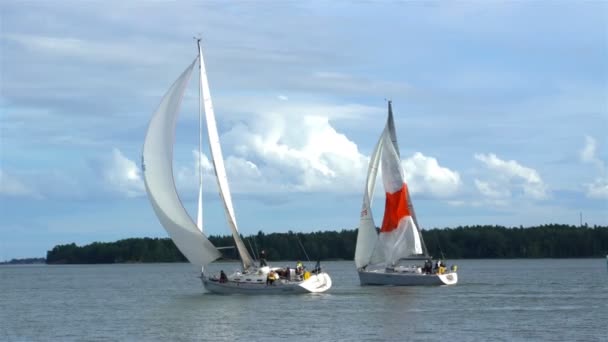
left=474, top=153, right=547, bottom=200
left=580, top=136, right=608, bottom=199
left=228, top=112, right=369, bottom=193
left=100, top=149, right=144, bottom=198
left=310, top=71, right=413, bottom=95
left=580, top=135, right=598, bottom=164
left=584, top=178, right=608, bottom=199
left=2, top=33, right=166, bottom=65
left=402, top=152, right=462, bottom=197
left=278, top=95, right=288, bottom=101
left=0, top=169, right=42, bottom=199
left=171, top=102, right=460, bottom=199
left=474, top=179, right=510, bottom=199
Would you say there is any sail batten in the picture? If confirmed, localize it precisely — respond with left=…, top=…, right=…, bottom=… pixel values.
left=197, top=42, right=255, bottom=270
left=142, top=58, right=221, bottom=267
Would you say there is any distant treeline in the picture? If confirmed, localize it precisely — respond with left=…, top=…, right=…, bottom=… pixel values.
left=0, top=257, right=46, bottom=265
left=45, top=224, right=608, bottom=264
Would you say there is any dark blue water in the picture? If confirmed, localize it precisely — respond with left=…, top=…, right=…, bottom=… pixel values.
left=1, top=259, right=606, bottom=341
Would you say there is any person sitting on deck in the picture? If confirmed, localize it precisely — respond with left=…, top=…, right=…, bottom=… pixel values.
left=295, top=261, right=304, bottom=275
left=219, top=270, right=227, bottom=283
left=438, top=261, right=446, bottom=275
left=266, top=270, right=277, bottom=286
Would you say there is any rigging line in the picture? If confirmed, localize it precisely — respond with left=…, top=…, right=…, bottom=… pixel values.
left=251, top=235, right=259, bottom=260
left=296, top=234, right=311, bottom=262
left=246, top=238, right=256, bottom=261
left=434, top=230, right=445, bottom=260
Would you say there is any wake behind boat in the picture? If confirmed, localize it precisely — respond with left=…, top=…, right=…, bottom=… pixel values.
left=354, top=101, right=458, bottom=286
left=142, top=39, right=332, bottom=294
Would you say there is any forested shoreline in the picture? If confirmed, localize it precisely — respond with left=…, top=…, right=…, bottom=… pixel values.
left=44, top=224, right=608, bottom=264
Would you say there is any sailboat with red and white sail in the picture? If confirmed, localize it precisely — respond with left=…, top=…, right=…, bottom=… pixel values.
left=354, top=101, right=458, bottom=286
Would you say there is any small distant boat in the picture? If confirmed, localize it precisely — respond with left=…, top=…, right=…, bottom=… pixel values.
left=354, top=101, right=458, bottom=286
left=142, top=39, right=331, bottom=294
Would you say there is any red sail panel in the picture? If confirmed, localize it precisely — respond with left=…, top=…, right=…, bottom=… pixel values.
left=380, top=183, right=411, bottom=233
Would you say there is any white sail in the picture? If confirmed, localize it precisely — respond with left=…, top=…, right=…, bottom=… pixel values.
left=197, top=41, right=255, bottom=270
left=386, top=101, right=428, bottom=257
left=142, top=58, right=221, bottom=267
left=378, top=128, right=423, bottom=265
left=386, top=101, right=428, bottom=256
left=355, top=129, right=385, bottom=268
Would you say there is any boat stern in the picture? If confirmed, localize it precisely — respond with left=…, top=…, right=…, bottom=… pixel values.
left=297, top=272, right=332, bottom=293
left=437, top=272, right=458, bottom=285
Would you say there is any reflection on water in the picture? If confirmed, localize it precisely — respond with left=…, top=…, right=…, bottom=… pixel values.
left=0, top=259, right=606, bottom=341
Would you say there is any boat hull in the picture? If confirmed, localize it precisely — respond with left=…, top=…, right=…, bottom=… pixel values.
left=358, top=269, right=458, bottom=286
left=202, top=272, right=332, bottom=295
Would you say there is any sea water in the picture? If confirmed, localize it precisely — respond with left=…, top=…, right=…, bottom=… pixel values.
left=0, top=259, right=606, bottom=341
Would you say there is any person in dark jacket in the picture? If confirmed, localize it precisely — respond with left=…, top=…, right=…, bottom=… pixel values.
left=259, top=249, right=267, bottom=267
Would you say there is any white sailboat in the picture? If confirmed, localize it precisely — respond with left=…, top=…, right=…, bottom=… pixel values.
left=142, top=39, right=332, bottom=294
left=354, top=101, right=458, bottom=286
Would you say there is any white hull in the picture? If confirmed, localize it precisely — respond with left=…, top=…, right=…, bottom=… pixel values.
left=358, top=269, right=458, bottom=286
left=202, top=267, right=332, bottom=295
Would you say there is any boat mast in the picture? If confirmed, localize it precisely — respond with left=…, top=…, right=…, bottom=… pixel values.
left=196, top=38, right=204, bottom=233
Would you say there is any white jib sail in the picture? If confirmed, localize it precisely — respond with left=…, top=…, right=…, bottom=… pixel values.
left=355, top=128, right=386, bottom=269
left=197, top=42, right=254, bottom=270
left=142, top=58, right=221, bottom=267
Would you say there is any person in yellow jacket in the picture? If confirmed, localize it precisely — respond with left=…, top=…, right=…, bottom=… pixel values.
left=266, top=270, right=277, bottom=286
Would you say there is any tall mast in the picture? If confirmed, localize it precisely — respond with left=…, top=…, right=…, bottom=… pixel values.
left=196, top=38, right=204, bottom=232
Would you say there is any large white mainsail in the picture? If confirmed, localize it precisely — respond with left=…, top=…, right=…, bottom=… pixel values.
left=197, top=40, right=255, bottom=270
left=142, top=58, right=221, bottom=267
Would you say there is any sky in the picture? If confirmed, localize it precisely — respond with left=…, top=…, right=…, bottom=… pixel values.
left=0, top=1, right=606, bottom=260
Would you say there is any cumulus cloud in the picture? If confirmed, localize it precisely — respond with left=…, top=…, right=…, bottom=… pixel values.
left=584, top=178, right=608, bottom=199
left=99, top=148, right=144, bottom=198
left=226, top=111, right=369, bottom=193
left=580, top=136, right=598, bottom=164
left=171, top=101, right=461, bottom=200
left=580, top=136, right=608, bottom=199
left=402, top=152, right=461, bottom=197
left=0, top=169, right=42, bottom=199
left=474, top=179, right=510, bottom=199
left=474, top=153, right=547, bottom=200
